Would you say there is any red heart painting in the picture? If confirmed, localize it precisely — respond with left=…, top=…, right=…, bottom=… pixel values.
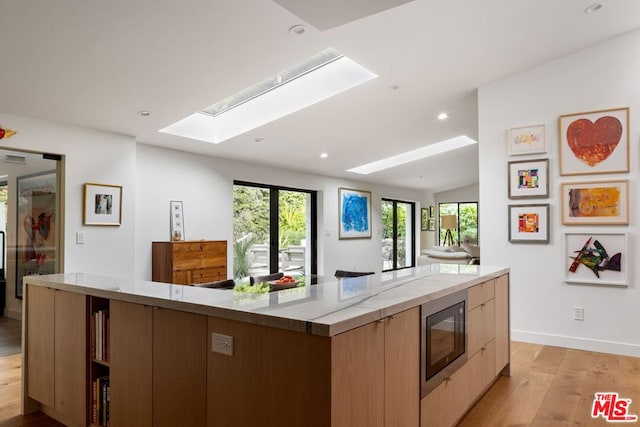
left=566, top=116, right=622, bottom=167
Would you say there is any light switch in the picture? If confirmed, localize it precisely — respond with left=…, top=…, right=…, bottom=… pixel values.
left=76, top=231, right=85, bottom=244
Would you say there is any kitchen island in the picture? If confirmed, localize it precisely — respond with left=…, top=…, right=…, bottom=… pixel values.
left=22, top=264, right=509, bottom=427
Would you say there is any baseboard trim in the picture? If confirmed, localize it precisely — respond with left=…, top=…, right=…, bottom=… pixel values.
left=4, top=308, right=22, bottom=321
left=511, top=329, right=640, bottom=358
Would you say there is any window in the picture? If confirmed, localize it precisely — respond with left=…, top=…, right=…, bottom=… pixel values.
left=438, top=202, right=478, bottom=246
left=233, top=181, right=317, bottom=281
left=382, top=199, right=415, bottom=271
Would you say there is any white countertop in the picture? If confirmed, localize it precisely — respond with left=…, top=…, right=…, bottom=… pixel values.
left=24, top=264, right=508, bottom=336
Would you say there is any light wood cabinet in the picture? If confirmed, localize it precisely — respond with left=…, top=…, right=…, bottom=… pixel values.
left=152, top=240, right=227, bottom=285
left=54, top=290, right=87, bottom=426
left=332, top=307, right=420, bottom=427
left=494, top=274, right=510, bottom=375
left=332, top=319, right=385, bottom=426
left=422, top=358, right=471, bottom=427
left=153, top=307, right=207, bottom=427
left=110, top=300, right=153, bottom=426
left=421, top=274, right=510, bottom=427
left=26, top=285, right=55, bottom=408
left=384, top=308, right=420, bottom=427
left=25, top=285, right=86, bottom=427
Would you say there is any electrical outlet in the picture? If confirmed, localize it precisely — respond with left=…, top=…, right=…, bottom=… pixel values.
left=212, top=333, right=233, bottom=356
left=574, top=307, right=584, bottom=321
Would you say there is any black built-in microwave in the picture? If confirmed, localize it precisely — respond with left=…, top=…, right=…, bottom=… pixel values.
left=420, top=289, right=467, bottom=397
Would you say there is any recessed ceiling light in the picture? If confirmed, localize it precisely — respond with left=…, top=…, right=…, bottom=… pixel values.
left=288, top=24, right=306, bottom=36
left=347, top=135, right=477, bottom=175
left=584, top=2, right=605, bottom=13
left=138, top=110, right=151, bottom=116
left=320, top=152, right=328, bottom=159
left=437, top=112, right=448, bottom=120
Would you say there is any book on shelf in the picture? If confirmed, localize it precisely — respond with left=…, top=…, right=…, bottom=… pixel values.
left=93, top=375, right=110, bottom=426
left=92, top=309, right=110, bottom=362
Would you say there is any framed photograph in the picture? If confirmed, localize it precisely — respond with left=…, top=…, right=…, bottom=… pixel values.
left=170, top=200, right=185, bottom=241
left=559, top=107, right=629, bottom=176
left=564, top=233, right=627, bottom=286
left=508, top=158, right=549, bottom=199
left=508, top=204, right=549, bottom=243
left=429, top=205, right=435, bottom=218
left=16, top=171, right=57, bottom=299
left=83, top=183, right=122, bottom=226
left=338, top=187, right=372, bottom=239
left=427, top=218, right=436, bottom=231
left=421, top=208, right=429, bottom=231
left=507, top=124, right=546, bottom=155
left=561, top=180, right=628, bottom=225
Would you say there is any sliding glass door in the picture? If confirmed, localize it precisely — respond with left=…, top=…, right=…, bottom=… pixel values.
left=382, top=198, right=415, bottom=272
left=233, top=181, right=316, bottom=281
left=438, top=202, right=478, bottom=246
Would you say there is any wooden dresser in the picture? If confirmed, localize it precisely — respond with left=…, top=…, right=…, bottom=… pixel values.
left=152, top=240, right=227, bottom=285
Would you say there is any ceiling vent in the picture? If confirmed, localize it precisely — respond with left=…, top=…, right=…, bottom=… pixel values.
left=4, top=154, right=27, bottom=165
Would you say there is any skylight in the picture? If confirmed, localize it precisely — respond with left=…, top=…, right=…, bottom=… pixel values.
left=347, top=135, right=478, bottom=175
left=160, top=48, right=377, bottom=144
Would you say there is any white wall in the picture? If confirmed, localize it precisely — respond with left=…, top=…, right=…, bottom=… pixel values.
left=135, top=143, right=428, bottom=280
left=0, top=113, right=137, bottom=318
left=478, top=30, right=640, bottom=356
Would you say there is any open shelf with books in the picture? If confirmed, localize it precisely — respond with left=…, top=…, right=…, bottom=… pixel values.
left=88, top=296, right=110, bottom=426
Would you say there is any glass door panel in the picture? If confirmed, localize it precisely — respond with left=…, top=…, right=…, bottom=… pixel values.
left=232, top=185, right=270, bottom=280
left=278, top=190, right=309, bottom=277
left=382, top=199, right=415, bottom=271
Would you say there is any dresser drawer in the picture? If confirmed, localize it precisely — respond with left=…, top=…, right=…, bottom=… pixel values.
left=172, top=241, right=226, bottom=270
left=468, top=279, right=495, bottom=310
left=190, top=267, right=226, bottom=284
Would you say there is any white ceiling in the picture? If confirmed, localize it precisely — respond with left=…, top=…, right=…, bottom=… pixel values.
left=1, top=0, right=639, bottom=192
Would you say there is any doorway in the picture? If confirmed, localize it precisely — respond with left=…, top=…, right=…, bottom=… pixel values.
left=0, top=149, right=62, bottom=319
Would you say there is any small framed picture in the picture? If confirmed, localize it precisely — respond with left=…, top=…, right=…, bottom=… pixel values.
left=508, top=204, right=550, bottom=243
left=170, top=200, right=185, bottom=241
left=561, top=180, right=628, bottom=225
left=421, top=208, right=429, bottom=231
left=564, top=233, right=627, bottom=286
left=508, top=158, right=549, bottom=199
left=429, top=205, right=435, bottom=218
left=507, top=124, right=546, bottom=155
left=83, top=183, right=122, bottom=226
left=559, top=107, right=629, bottom=176
left=338, top=188, right=372, bottom=239
left=427, top=219, right=436, bottom=232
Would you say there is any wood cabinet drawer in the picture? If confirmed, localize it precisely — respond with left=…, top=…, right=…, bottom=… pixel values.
left=468, top=299, right=495, bottom=356
left=190, top=267, right=226, bottom=284
left=468, top=279, right=495, bottom=309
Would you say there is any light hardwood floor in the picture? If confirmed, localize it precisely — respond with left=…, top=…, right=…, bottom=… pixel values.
left=0, top=340, right=637, bottom=426
left=459, top=341, right=640, bottom=427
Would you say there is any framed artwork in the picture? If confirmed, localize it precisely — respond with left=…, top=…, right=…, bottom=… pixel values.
left=83, top=183, right=122, bottom=226
left=427, top=218, right=436, bottom=231
left=564, top=233, right=627, bottom=286
left=507, top=124, right=546, bottom=155
left=508, top=158, right=549, bottom=199
left=508, top=204, right=550, bottom=243
left=421, top=208, right=429, bottom=231
left=429, top=205, right=435, bottom=218
left=16, top=171, right=57, bottom=299
left=338, top=187, right=372, bottom=239
left=170, top=200, right=185, bottom=241
left=561, top=180, right=628, bottom=225
left=559, top=107, right=629, bottom=176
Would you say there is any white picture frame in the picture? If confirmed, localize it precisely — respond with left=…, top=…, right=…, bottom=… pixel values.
left=564, top=233, right=627, bottom=286
left=170, top=200, right=185, bottom=241
left=83, top=183, right=122, bottom=226
left=507, top=124, right=546, bottom=155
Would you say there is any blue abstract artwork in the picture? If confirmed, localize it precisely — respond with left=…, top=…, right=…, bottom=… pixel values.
left=339, top=188, right=371, bottom=239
